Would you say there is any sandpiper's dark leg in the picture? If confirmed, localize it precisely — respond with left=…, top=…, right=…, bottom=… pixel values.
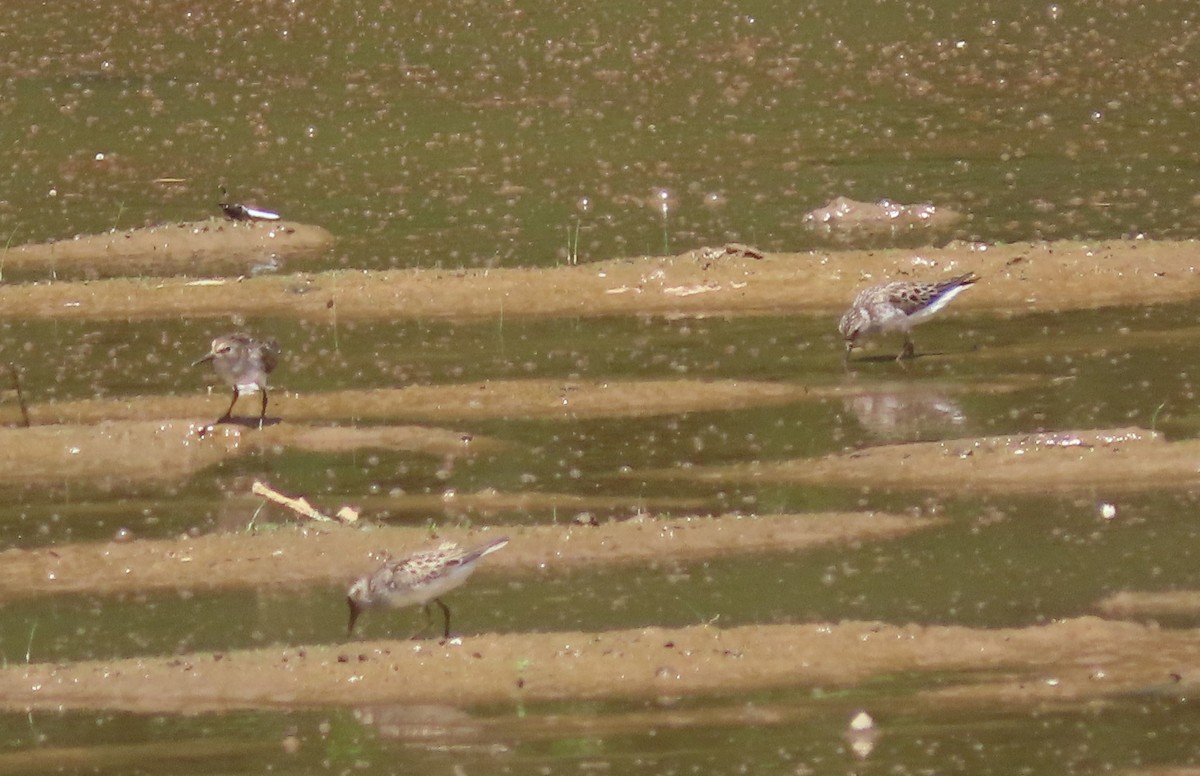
left=434, top=599, right=452, bottom=640
left=409, top=604, right=435, bottom=640
left=259, top=388, right=269, bottom=429
left=216, top=387, right=239, bottom=424
left=898, top=335, right=915, bottom=361
left=8, top=364, right=30, bottom=428
left=842, top=342, right=854, bottom=370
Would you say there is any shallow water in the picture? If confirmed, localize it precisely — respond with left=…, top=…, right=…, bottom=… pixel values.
left=4, top=0, right=1200, bottom=773
left=3, top=0, right=1200, bottom=269
left=3, top=692, right=1200, bottom=775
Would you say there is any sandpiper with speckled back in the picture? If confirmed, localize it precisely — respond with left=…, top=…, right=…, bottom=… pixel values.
left=193, top=333, right=280, bottom=428
left=838, top=272, right=980, bottom=363
left=347, top=536, right=510, bottom=640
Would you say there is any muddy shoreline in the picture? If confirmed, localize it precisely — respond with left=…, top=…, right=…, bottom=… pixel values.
left=0, top=238, right=1197, bottom=321
left=659, top=427, right=1200, bottom=492
left=0, top=512, right=937, bottom=599
left=3, top=504, right=1194, bottom=717
left=1, top=219, right=334, bottom=278
left=0, top=617, right=1194, bottom=714
left=13, top=377, right=1022, bottom=429
left=3, top=234, right=1198, bottom=720
left=0, top=379, right=1021, bottom=484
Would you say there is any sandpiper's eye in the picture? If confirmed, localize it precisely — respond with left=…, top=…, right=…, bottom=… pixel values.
left=215, top=344, right=232, bottom=354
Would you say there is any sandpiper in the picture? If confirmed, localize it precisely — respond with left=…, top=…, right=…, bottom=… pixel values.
left=347, top=536, right=510, bottom=640
left=838, top=272, right=980, bottom=362
left=193, top=333, right=280, bottom=428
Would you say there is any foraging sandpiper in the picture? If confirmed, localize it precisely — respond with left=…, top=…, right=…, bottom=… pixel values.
left=347, top=536, right=510, bottom=640
left=838, top=272, right=980, bottom=362
left=193, top=333, right=280, bottom=428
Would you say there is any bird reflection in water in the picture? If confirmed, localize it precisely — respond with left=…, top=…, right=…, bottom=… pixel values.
left=842, top=385, right=967, bottom=442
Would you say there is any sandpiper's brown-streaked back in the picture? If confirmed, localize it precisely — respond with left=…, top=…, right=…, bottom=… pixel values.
left=347, top=536, right=510, bottom=641
left=838, top=272, right=980, bottom=363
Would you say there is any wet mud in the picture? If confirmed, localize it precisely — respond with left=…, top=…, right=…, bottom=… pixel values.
left=3, top=235, right=1198, bottom=718
left=0, top=420, right=498, bottom=483
left=19, top=380, right=826, bottom=428
left=660, top=427, right=1200, bottom=492
left=0, top=379, right=1027, bottom=485
left=13, top=378, right=1022, bottom=430
left=0, top=616, right=1194, bottom=714
left=0, top=512, right=937, bottom=599
left=0, top=238, right=1197, bottom=322
left=2, top=219, right=334, bottom=279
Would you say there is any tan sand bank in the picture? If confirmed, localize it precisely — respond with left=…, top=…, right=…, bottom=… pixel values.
left=653, top=427, right=1200, bottom=492
left=1, top=219, right=334, bottom=278
left=0, top=420, right=496, bottom=483
left=0, top=616, right=1192, bottom=714
left=0, top=239, right=1196, bottom=321
left=350, top=489, right=707, bottom=520
left=0, top=511, right=937, bottom=599
left=21, top=378, right=1022, bottom=428
left=0, top=379, right=1026, bottom=485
